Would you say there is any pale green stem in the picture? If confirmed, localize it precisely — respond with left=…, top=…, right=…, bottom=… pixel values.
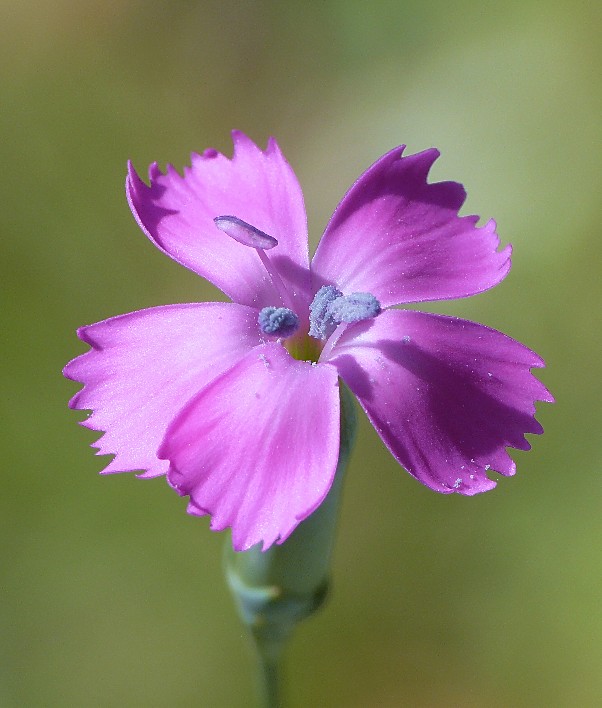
left=224, top=383, right=357, bottom=708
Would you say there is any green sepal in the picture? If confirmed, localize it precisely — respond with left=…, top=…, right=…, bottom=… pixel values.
left=223, top=381, right=357, bottom=664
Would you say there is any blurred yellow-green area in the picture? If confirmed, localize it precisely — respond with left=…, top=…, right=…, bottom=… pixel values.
left=2, top=1, right=600, bottom=705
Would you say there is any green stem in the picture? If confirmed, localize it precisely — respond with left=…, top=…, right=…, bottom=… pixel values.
left=257, top=650, right=282, bottom=708
left=224, top=383, right=357, bottom=708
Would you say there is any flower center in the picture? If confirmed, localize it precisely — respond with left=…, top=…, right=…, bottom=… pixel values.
left=213, top=217, right=381, bottom=360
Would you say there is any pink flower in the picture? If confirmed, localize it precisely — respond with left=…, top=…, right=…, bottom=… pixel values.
left=64, top=132, right=552, bottom=551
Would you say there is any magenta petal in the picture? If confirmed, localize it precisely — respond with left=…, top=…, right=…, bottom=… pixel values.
left=328, top=310, right=553, bottom=495
left=311, top=146, right=511, bottom=307
left=126, top=131, right=311, bottom=309
left=159, top=344, right=340, bottom=551
left=63, top=303, right=263, bottom=477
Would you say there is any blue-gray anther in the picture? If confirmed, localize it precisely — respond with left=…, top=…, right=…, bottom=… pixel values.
left=308, top=285, right=343, bottom=339
left=309, top=286, right=381, bottom=340
left=258, top=307, right=300, bottom=339
left=214, top=215, right=278, bottom=250
left=327, top=292, right=381, bottom=324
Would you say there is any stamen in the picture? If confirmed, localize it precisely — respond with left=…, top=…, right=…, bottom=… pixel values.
left=308, top=285, right=342, bottom=339
left=213, top=215, right=295, bottom=310
left=213, top=216, right=278, bottom=250
left=327, top=292, right=381, bottom=324
left=310, top=287, right=382, bottom=361
left=258, top=307, right=300, bottom=339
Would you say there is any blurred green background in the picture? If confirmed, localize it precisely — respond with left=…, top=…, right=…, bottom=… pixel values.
left=2, top=1, right=599, bottom=705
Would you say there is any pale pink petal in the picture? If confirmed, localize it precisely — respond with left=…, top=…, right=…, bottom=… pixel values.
left=311, top=146, right=511, bottom=307
left=64, top=303, right=263, bottom=477
left=159, top=343, right=340, bottom=551
left=327, top=310, right=553, bottom=495
left=126, top=131, right=311, bottom=310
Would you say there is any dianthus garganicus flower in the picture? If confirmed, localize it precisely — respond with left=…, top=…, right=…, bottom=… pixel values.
left=64, top=132, right=552, bottom=551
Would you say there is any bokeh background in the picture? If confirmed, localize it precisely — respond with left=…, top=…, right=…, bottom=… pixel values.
left=2, top=1, right=600, bottom=705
